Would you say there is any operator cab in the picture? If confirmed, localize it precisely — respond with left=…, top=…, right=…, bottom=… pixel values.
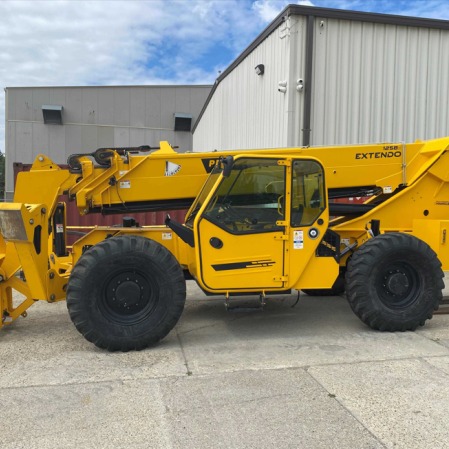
left=179, top=155, right=330, bottom=292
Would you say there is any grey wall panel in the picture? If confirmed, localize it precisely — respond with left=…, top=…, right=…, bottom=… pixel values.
left=310, top=18, right=449, bottom=145
left=10, top=122, right=33, bottom=196
left=81, top=125, right=98, bottom=152
left=194, top=16, right=306, bottom=152
left=31, top=123, right=49, bottom=157
left=49, top=89, right=66, bottom=112
left=130, top=88, right=146, bottom=128
left=15, top=122, right=33, bottom=159
left=97, top=126, right=114, bottom=149
left=160, top=88, right=177, bottom=130
left=114, top=127, right=130, bottom=147
left=5, top=89, right=15, bottom=121
left=64, top=88, right=83, bottom=123
left=432, top=31, right=449, bottom=137
left=5, top=122, right=16, bottom=198
left=65, top=125, right=83, bottom=155
left=286, top=17, right=306, bottom=147
left=194, top=10, right=448, bottom=152
left=97, top=88, right=114, bottom=125
left=113, top=88, right=131, bottom=126
left=82, top=88, right=99, bottom=125
left=172, top=131, right=192, bottom=151
left=48, top=125, right=66, bottom=162
left=31, top=90, right=51, bottom=122
left=129, top=128, right=146, bottom=146
left=5, top=85, right=211, bottom=195
left=160, top=129, right=173, bottom=143
left=11, top=89, right=32, bottom=122
left=144, top=129, right=162, bottom=145
left=145, top=89, right=162, bottom=128
left=174, top=87, right=191, bottom=115
left=12, top=89, right=31, bottom=123
left=6, top=122, right=15, bottom=160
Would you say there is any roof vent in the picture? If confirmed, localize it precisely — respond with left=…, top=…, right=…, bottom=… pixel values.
left=42, top=105, right=63, bottom=125
left=174, top=113, right=192, bottom=132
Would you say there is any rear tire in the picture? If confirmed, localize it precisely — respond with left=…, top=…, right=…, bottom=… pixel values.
left=345, top=233, right=443, bottom=331
left=66, top=235, right=186, bottom=351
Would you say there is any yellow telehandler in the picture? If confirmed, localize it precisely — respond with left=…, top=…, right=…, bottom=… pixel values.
left=1, top=137, right=449, bottom=350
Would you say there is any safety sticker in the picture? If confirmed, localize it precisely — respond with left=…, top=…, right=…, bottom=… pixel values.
left=162, top=233, right=172, bottom=240
left=383, top=186, right=392, bottom=194
left=293, top=230, right=304, bottom=249
left=165, top=161, right=181, bottom=176
left=120, top=180, right=131, bottom=189
left=56, top=224, right=64, bottom=233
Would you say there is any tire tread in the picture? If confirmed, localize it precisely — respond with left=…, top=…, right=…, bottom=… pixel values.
left=346, top=233, right=443, bottom=331
left=66, top=235, right=186, bottom=351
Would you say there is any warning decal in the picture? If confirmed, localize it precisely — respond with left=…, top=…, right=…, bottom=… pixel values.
left=293, top=230, right=304, bottom=249
left=165, top=161, right=181, bottom=176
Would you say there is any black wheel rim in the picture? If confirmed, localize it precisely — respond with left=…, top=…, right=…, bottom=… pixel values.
left=376, top=261, right=421, bottom=309
left=99, top=269, right=159, bottom=325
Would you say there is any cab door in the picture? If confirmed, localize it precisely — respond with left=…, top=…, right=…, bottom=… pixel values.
left=196, top=157, right=288, bottom=292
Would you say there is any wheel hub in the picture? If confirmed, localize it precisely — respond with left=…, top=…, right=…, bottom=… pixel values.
left=385, top=271, right=410, bottom=296
left=104, top=271, right=154, bottom=318
left=115, top=281, right=141, bottom=309
left=377, top=262, right=420, bottom=310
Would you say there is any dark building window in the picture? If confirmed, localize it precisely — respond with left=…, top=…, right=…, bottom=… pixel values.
left=42, top=105, right=63, bottom=124
left=174, top=113, right=192, bottom=132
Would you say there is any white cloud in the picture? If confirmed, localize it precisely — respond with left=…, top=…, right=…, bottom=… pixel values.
left=252, top=0, right=290, bottom=22
left=252, top=0, right=316, bottom=22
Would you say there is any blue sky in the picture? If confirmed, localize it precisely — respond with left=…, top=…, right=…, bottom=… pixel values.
left=1, top=0, right=448, bottom=152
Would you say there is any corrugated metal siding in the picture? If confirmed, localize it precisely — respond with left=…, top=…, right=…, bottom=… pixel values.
left=194, top=16, right=307, bottom=152
left=5, top=85, right=211, bottom=198
left=310, top=18, right=449, bottom=145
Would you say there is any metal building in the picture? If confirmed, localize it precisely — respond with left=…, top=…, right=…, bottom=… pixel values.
left=5, top=85, right=212, bottom=199
left=193, top=5, right=449, bottom=152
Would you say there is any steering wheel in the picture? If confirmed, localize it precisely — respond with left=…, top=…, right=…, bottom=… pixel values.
left=219, top=203, right=257, bottom=229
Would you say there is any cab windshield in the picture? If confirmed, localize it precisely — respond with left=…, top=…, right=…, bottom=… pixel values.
left=202, top=158, right=285, bottom=233
left=185, top=163, right=222, bottom=227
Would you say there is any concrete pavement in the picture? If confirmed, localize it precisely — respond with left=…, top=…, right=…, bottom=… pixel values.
left=2, top=280, right=449, bottom=448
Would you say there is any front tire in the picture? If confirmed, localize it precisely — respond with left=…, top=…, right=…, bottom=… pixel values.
left=345, top=233, right=443, bottom=331
left=66, top=235, right=186, bottom=351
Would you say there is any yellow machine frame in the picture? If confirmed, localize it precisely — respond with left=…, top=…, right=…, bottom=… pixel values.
left=1, top=137, right=449, bottom=349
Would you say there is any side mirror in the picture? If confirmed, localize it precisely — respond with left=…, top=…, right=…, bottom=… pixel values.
left=222, top=156, right=234, bottom=177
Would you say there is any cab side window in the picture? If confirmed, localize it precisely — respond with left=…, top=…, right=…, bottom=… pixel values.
left=291, top=160, right=325, bottom=227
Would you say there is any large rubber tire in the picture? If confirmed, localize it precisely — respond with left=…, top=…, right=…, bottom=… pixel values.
left=345, top=233, right=443, bottom=331
left=66, top=235, right=186, bottom=351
